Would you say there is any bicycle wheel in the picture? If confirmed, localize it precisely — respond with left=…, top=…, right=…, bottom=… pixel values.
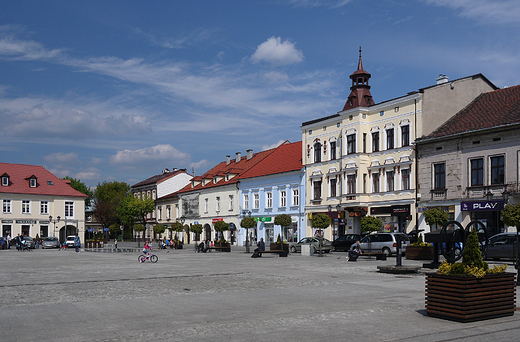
left=150, top=254, right=158, bottom=263
left=138, top=255, right=146, bottom=263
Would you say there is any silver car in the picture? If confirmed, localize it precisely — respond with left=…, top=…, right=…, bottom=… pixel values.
left=353, top=232, right=409, bottom=256
left=42, top=236, right=60, bottom=249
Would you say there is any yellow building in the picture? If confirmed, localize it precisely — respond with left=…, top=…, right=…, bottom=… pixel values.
left=301, top=49, right=497, bottom=240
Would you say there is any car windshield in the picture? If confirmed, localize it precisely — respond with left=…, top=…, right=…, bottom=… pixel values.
left=24, top=237, right=32, bottom=241
left=44, top=237, right=58, bottom=241
left=67, top=236, right=75, bottom=241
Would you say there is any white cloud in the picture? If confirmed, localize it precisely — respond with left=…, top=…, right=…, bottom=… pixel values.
left=44, top=152, right=81, bottom=166
left=264, top=71, right=289, bottom=82
left=422, top=0, right=520, bottom=25
left=110, top=144, right=191, bottom=169
left=287, top=0, right=352, bottom=8
left=251, top=37, right=304, bottom=65
left=75, top=169, right=101, bottom=180
left=190, top=159, right=211, bottom=172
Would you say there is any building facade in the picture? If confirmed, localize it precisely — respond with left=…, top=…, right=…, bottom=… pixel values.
left=416, top=85, right=520, bottom=235
left=301, top=50, right=497, bottom=240
left=1, top=162, right=88, bottom=242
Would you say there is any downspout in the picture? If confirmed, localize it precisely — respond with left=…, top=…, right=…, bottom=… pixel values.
left=414, top=98, right=419, bottom=232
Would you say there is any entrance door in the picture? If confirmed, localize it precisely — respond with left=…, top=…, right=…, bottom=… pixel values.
left=2, top=225, right=11, bottom=237
left=204, top=224, right=211, bottom=241
left=22, top=225, right=30, bottom=236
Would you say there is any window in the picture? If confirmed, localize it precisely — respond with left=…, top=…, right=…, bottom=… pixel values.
left=1, top=176, right=8, bottom=186
left=266, top=192, right=273, bottom=208
left=363, top=133, right=367, bottom=153
left=330, top=178, right=337, bottom=197
left=157, top=206, right=162, bottom=220
left=313, top=180, right=322, bottom=200
left=216, top=197, right=221, bottom=212
left=2, top=199, right=12, bottom=213
left=386, top=171, right=394, bottom=191
left=254, top=193, right=260, bottom=209
left=372, top=132, right=379, bottom=152
left=372, top=173, right=380, bottom=193
left=347, top=134, right=356, bottom=154
left=65, top=201, right=74, bottom=217
left=166, top=205, right=171, bottom=219
left=434, top=163, right=446, bottom=189
left=229, top=195, right=234, bottom=211
left=330, top=141, right=337, bottom=160
left=280, top=190, right=286, bottom=207
left=490, top=156, right=504, bottom=185
left=22, top=200, right=31, bottom=214
left=244, top=194, right=249, bottom=209
left=152, top=190, right=156, bottom=200
left=363, top=174, right=367, bottom=193
left=347, top=174, right=356, bottom=194
left=292, top=189, right=299, bottom=206
left=204, top=198, right=209, bottom=213
left=470, top=158, right=484, bottom=186
left=29, top=178, right=37, bottom=187
left=175, top=204, right=179, bottom=218
left=401, top=125, right=410, bottom=147
left=314, top=142, right=322, bottom=163
left=40, top=201, right=49, bottom=215
left=402, top=169, right=410, bottom=190
left=386, top=129, right=394, bottom=150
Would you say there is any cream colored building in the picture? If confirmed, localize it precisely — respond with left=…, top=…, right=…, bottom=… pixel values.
left=301, top=51, right=497, bottom=240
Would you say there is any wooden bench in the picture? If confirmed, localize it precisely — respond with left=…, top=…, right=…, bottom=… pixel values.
left=207, top=246, right=230, bottom=252
left=254, top=250, right=288, bottom=257
left=360, top=252, right=387, bottom=260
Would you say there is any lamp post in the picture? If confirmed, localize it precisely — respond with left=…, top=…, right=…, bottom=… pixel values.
left=336, top=204, right=341, bottom=241
left=180, top=215, right=186, bottom=244
left=49, top=215, right=60, bottom=238
left=243, top=210, right=251, bottom=253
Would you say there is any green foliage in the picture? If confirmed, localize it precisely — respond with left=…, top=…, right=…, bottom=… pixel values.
left=423, top=208, right=448, bottom=229
left=171, top=221, right=184, bottom=232
left=274, top=214, right=292, bottom=228
left=502, top=203, right=520, bottom=229
left=133, top=224, right=145, bottom=232
left=117, top=195, right=155, bottom=227
left=214, top=220, right=229, bottom=232
left=462, top=229, right=486, bottom=269
left=93, top=181, right=131, bottom=228
left=153, top=224, right=166, bottom=235
left=108, top=223, right=121, bottom=235
left=240, top=217, right=257, bottom=229
left=191, top=223, right=203, bottom=235
left=360, top=216, right=382, bottom=232
left=311, top=213, right=331, bottom=229
left=410, top=234, right=431, bottom=247
left=63, top=176, right=93, bottom=208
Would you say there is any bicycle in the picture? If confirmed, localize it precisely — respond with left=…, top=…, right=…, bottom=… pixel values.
left=137, top=252, right=158, bottom=263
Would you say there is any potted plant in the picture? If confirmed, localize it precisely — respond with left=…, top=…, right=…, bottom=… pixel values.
left=273, top=214, right=291, bottom=251
left=406, top=234, right=434, bottom=260
left=171, top=221, right=184, bottom=249
left=214, top=220, right=231, bottom=251
left=240, top=217, right=256, bottom=253
left=425, top=228, right=515, bottom=322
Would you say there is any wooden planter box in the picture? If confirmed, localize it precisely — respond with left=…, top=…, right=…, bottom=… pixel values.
left=270, top=243, right=289, bottom=252
left=425, top=272, right=516, bottom=322
left=406, top=246, right=434, bottom=260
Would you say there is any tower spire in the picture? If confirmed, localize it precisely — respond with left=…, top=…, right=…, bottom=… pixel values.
left=342, top=47, right=374, bottom=111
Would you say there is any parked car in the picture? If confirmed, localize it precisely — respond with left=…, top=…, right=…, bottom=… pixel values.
left=42, top=236, right=60, bottom=249
left=65, top=235, right=76, bottom=248
left=483, top=233, right=518, bottom=260
left=353, top=232, right=410, bottom=256
left=10, top=236, right=35, bottom=249
left=290, top=237, right=332, bottom=253
left=332, top=234, right=362, bottom=252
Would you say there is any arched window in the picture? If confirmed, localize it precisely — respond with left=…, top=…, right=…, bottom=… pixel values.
left=314, top=142, right=322, bottom=163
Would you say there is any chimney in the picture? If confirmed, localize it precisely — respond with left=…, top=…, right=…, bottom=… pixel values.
left=236, top=152, right=241, bottom=163
left=247, top=149, right=253, bottom=160
left=162, top=168, right=170, bottom=174
left=436, top=74, right=449, bottom=85
left=226, top=155, right=231, bottom=165
left=172, top=168, right=178, bottom=172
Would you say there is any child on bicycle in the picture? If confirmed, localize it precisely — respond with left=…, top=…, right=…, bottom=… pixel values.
left=143, top=240, right=152, bottom=258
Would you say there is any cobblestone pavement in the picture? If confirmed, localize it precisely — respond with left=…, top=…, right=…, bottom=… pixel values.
left=0, top=245, right=518, bottom=342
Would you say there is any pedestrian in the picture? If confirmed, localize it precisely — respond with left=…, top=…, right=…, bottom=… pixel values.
left=114, top=238, right=118, bottom=249
left=74, top=233, right=81, bottom=253
left=257, top=238, right=265, bottom=252
left=35, top=234, right=40, bottom=249
left=6, top=234, right=11, bottom=249
left=348, top=240, right=362, bottom=261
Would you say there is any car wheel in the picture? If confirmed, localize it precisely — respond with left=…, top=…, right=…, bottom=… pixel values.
left=382, top=247, right=391, bottom=256
left=290, top=246, right=297, bottom=253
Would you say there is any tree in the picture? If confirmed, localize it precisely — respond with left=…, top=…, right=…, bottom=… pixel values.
left=92, top=181, right=130, bottom=229
left=423, top=207, right=448, bottom=231
left=191, top=224, right=203, bottom=243
left=170, top=221, right=184, bottom=241
left=133, top=224, right=145, bottom=247
left=361, top=216, right=382, bottom=233
left=502, top=203, right=520, bottom=229
left=153, top=224, right=166, bottom=240
left=117, top=195, right=155, bottom=228
left=241, top=217, right=257, bottom=252
left=108, top=223, right=121, bottom=237
left=274, top=214, right=292, bottom=249
left=63, top=176, right=93, bottom=209
left=214, top=220, right=229, bottom=243
left=311, top=213, right=331, bottom=255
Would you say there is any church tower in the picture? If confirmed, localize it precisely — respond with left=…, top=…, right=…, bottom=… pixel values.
left=342, top=47, right=374, bottom=111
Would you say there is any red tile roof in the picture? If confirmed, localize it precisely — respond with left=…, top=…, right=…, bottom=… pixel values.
left=239, top=141, right=302, bottom=179
left=0, top=162, right=89, bottom=198
left=427, top=85, right=520, bottom=139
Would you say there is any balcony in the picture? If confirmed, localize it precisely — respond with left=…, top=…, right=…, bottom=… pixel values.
left=430, top=189, right=447, bottom=200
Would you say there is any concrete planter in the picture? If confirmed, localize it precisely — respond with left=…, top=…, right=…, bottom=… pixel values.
left=406, top=246, right=434, bottom=260
left=425, top=272, right=516, bottom=322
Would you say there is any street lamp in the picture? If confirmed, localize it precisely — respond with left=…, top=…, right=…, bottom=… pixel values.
left=486, top=191, right=493, bottom=202
left=242, top=210, right=252, bottom=253
left=180, top=215, right=186, bottom=244
left=49, top=215, right=60, bottom=238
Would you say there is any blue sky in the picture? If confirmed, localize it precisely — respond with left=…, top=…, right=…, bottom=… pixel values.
left=1, top=0, right=519, bottom=188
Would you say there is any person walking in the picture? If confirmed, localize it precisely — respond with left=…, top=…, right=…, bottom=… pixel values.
left=74, top=233, right=81, bottom=253
left=6, top=234, right=11, bottom=249
left=114, top=238, right=118, bottom=250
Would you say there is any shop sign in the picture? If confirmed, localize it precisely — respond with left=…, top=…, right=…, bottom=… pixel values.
left=16, top=220, right=37, bottom=224
left=1, top=220, right=13, bottom=223
left=418, top=206, right=455, bottom=213
left=39, top=220, right=50, bottom=224
left=212, top=218, right=223, bottom=223
left=258, top=217, right=271, bottom=222
left=392, top=205, right=410, bottom=214
left=461, top=200, right=504, bottom=212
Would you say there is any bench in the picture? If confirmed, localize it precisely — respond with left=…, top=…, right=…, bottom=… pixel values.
left=254, top=250, right=288, bottom=257
left=360, top=252, right=387, bottom=260
left=207, top=246, right=230, bottom=252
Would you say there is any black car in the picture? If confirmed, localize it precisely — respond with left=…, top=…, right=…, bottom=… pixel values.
left=332, top=234, right=362, bottom=252
left=483, top=233, right=518, bottom=260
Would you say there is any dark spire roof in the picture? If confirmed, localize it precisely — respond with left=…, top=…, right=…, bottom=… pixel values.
left=342, top=47, right=374, bottom=111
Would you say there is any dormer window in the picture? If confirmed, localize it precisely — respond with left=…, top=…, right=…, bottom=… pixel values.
left=1, top=176, right=9, bottom=186
left=226, top=174, right=229, bottom=181
left=214, top=177, right=217, bottom=184
left=30, top=178, right=37, bottom=187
